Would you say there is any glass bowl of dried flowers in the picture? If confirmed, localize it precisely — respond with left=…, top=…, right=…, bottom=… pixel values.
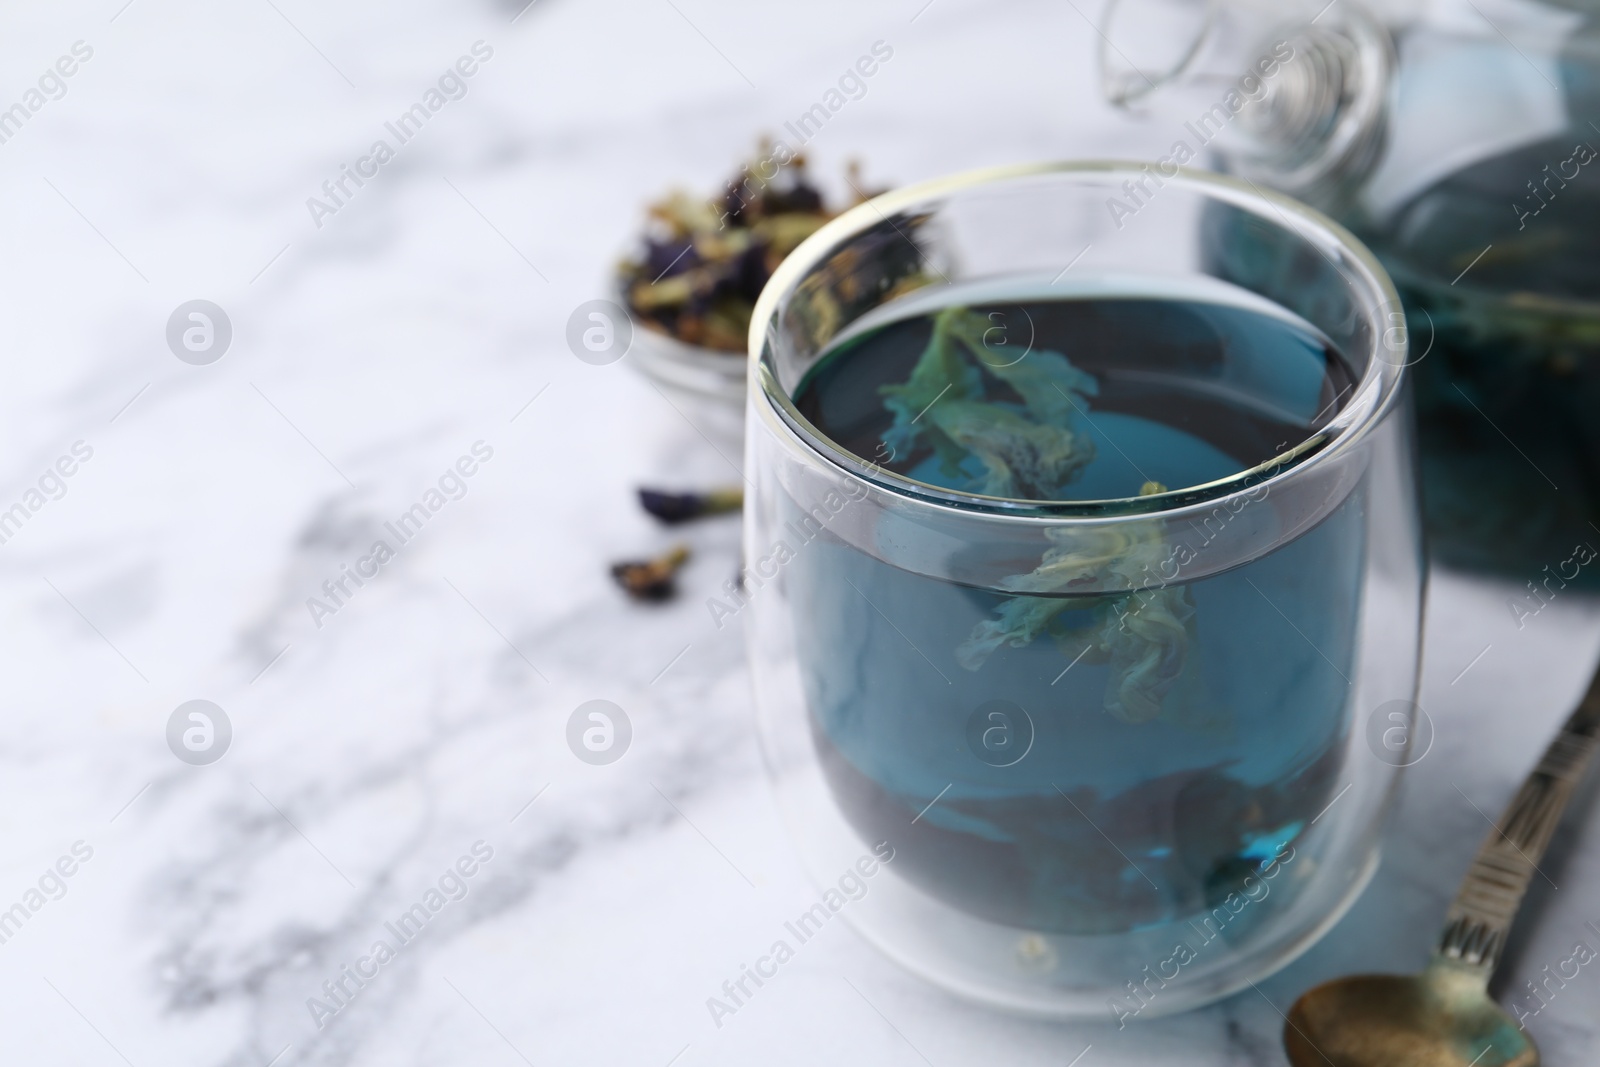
left=617, top=144, right=884, bottom=430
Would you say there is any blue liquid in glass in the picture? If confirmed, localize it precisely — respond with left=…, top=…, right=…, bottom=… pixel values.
left=1366, top=137, right=1600, bottom=581
left=787, top=280, right=1363, bottom=934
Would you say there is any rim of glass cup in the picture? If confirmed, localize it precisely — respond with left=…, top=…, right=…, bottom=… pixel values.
left=748, top=160, right=1409, bottom=522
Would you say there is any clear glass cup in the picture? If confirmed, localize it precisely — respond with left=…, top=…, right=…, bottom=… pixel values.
left=743, top=162, right=1424, bottom=1018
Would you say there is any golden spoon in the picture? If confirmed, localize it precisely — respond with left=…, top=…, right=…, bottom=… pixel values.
left=1284, top=664, right=1600, bottom=1067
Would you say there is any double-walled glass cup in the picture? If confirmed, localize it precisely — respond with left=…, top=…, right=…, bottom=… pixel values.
left=743, top=162, right=1423, bottom=1018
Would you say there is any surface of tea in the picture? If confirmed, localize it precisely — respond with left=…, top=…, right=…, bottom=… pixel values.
left=796, top=281, right=1357, bottom=502
left=784, top=278, right=1364, bottom=934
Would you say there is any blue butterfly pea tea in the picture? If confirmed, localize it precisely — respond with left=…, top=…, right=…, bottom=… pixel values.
left=785, top=283, right=1361, bottom=934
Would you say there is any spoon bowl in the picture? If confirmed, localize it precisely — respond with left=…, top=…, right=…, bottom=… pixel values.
left=1278, top=662, right=1600, bottom=1067
left=1285, top=962, right=1536, bottom=1067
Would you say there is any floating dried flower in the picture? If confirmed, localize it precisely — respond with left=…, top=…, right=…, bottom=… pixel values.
left=875, top=312, right=1196, bottom=723
left=880, top=307, right=1099, bottom=498
left=956, top=483, right=1197, bottom=724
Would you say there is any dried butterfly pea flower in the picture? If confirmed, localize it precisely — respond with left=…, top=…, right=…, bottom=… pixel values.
left=876, top=313, right=1196, bottom=724
left=785, top=215, right=939, bottom=354
left=611, top=545, right=691, bottom=602
left=620, top=142, right=888, bottom=354
left=637, top=487, right=744, bottom=524
left=957, top=490, right=1197, bottom=725
left=879, top=307, right=1098, bottom=498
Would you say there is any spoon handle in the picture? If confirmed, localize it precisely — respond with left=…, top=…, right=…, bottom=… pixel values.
left=1436, top=662, right=1600, bottom=976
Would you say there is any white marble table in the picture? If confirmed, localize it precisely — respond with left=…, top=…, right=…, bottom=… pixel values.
left=2, top=0, right=1596, bottom=1063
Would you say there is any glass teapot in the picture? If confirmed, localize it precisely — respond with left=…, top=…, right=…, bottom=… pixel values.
left=1101, top=0, right=1600, bottom=583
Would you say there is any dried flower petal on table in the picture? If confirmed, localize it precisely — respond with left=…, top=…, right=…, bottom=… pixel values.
left=637, top=487, right=744, bottom=525
left=610, top=545, right=691, bottom=602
